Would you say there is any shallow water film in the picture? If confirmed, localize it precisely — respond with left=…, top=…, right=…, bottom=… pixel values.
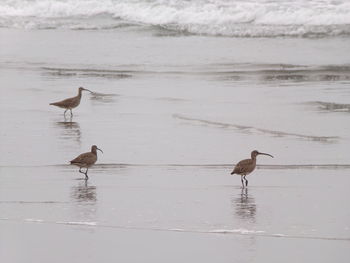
left=1, top=1, right=350, bottom=262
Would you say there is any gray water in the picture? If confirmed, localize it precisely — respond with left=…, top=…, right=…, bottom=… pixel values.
left=1, top=24, right=350, bottom=262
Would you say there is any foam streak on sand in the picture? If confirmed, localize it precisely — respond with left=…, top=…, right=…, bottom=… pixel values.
left=173, top=114, right=339, bottom=143
left=41, top=64, right=350, bottom=82
left=1, top=0, right=350, bottom=37
left=56, top=221, right=97, bottom=226
left=1, top=218, right=349, bottom=242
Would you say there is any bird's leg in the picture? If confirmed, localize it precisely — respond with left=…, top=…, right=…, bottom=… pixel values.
left=64, top=109, right=68, bottom=117
left=241, top=175, right=245, bottom=188
left=70, top=109, right=73, bottom=117
left=79, top=168, right=85, bottom=174
left=244, top=175, right=248, bottom=187
left=84, top=168, right=89, bottom=180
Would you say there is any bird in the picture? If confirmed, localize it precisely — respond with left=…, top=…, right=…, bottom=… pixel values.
left=231, top=150, right=273, bottom=187
left=70, top=145, right=103, bottom=180
left=50, top=87, right=92, bottom=117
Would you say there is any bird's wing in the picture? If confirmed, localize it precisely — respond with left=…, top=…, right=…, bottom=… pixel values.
left=50, top=96, right=75, bottom=107
left=232, top=159, right=253, bottom=174
left=70, top=152, right=90, bottom=164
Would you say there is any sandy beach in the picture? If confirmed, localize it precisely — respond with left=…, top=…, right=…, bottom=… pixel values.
left=1, top=0, right=350, bottom=262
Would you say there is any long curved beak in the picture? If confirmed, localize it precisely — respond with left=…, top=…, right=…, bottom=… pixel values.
left=258, top=152, right=273, bottom=158
left=97, top=148, right=103, bottom=154
left=82, top=88, right=93, bottom=93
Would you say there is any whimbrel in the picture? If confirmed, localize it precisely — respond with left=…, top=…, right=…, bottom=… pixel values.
left=50, top=87, right=92, bottom=116
left=231, top=150, right=273, bottom=187
left=70, top=145, right=103, bottom=180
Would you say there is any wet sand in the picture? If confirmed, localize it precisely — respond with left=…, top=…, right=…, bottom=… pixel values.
left=1, top=27, right=350, bottom=262
left=1, top=165, right=350, bottom=262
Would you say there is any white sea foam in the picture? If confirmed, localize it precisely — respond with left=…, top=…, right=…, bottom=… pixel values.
left=209, top=229, right=265, bottom=234
left=1, top=0, right=350, bottom=37
left=24, top=218, right=44, bottom=223
left=57, top=221, right=97, bottom=226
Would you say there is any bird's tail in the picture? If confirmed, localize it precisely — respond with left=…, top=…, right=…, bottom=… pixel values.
left=50, top=102, right=59, bottom=106
left=230, top=171, right=235, bottom=175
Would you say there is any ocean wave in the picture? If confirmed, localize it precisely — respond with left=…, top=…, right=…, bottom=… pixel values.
left=309, top=101, right=350, bottom=113
left=1, top=0, right=350, bottom=37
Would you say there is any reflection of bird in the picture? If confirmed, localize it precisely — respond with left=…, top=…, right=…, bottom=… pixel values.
left=55, top=120, right=81, bottom=143
left=234, top=188, right=256, bottom=220
left=50, top=87, right=92, bottom=116
left=56, top=121, right=80, bottom=130
left=70, top=145, right=103, bottom=180
left=231, top=150, right=273, bottom=187
left=71, top=181, right=97, bottom=202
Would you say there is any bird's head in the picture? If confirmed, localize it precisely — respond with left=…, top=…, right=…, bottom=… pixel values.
left=91, top=145, right=103, bottom=154
left=79, top=87, right=93, bottom=93
left=251, top=150, right=273, bottom=159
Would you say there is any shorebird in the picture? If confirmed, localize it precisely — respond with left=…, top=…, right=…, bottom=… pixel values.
left=50, top=87, right=92, bottom=116
left=231, top=150, right=273, bottom=187
left=70, top=145, right=103, bottom=180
